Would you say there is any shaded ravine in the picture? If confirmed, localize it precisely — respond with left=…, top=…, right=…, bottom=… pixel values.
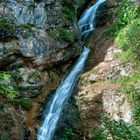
left=37, top=0, right=106, bottom=140
left=37, top=48, right=89, bottom=140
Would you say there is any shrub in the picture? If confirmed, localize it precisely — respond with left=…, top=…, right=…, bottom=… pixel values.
left=0, top=72, right=18, bottom=99
left=102, top=115, right=140, bottom=140
left=92, top=127, right=106, bottom=140
left=115, top=19, right=140, bottom=60
left=102, top=0, right=140, bottom=37
left=58, top=28, right=76, bottom=43
left=92, top=114, right=140, bottom=140
left=11, top=98, right=32, bottom=109
left=62, top=128, right=74, bottom=140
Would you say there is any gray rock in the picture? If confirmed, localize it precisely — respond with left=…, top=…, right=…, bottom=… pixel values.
left=4, top=0, right=47, bottom=28
left=0, top=0, right=82, bottom=69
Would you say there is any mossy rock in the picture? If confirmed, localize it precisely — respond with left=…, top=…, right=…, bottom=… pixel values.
left=48, top=28, right=76, bottom=43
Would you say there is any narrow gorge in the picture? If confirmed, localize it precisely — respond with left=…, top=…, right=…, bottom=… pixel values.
left=0, top=0, right=140, bottom=140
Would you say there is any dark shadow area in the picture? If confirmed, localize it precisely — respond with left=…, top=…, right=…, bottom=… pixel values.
left=85, top=26, right=114, bottom=72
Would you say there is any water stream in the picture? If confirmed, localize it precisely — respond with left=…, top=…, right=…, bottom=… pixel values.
left=78, top=0, right=106, bottom=40
left=37, top=0, right=106, bottom=140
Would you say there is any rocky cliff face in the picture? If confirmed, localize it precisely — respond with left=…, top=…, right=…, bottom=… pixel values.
left=0, top=0, right=84, bottom=139
left=0, top=0, right=84, bottom=69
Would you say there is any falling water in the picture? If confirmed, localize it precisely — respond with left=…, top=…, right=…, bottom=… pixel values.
left=78, top=0, right=106, bottom=40
left=37, top=0, right=106, bottom=140
left=37, top=47, right=89, bottom=140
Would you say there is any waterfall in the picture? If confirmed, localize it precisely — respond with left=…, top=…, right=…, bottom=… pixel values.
left=37, top=0, right=106, bottom=140
left=37, top=47, right=89, bottom=140
left=78, top=0, right=106, bottom=40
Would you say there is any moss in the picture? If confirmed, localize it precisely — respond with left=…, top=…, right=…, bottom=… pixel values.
left=0, top=19, right=15, bottom=32
left=11, top=98, right=32, bottom=109
left=48, top=28, right=76, bottom=43
left=18, top=98, right=32, bottom=109
left=17, top=24, right=33, bottom=32
left=62, top=2, right=76, bottom=22
left=0, top=19, right=33, bottom=33
left=58, top=28, right=76, bottom=42
left=0, top=72, right=11, bottom=79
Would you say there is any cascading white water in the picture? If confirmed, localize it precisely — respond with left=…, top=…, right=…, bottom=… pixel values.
left=78, top=0, right=106, bottom=40
left=37, top=47, right=90, bottom=140
left=37, top=0, right=106, bottom=140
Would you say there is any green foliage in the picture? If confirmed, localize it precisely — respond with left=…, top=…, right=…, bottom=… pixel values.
left=0, top=19, right=14, bottom=31
left=102, top=115, right=140, bottom=140
left=92, top=114, right=140, bottom=140
left=48, top=28, right=76, bottom=43
left=92, top=127, right=106, bottom=140
left=102, top=0, right=140, bottom=37
left=112, top=74, right=140, bottom=125
left=102, top=0, right=140, bottom=64
left=0, top=85, right=18, bottom=98
left=113, top=48, right=134, bottom=63
left=18, top=98, right=32, bottom=109
left=11, top=98, right=32, bottom=109
left=0, top=72, right=32, bottom=109
left=17, top=24, right=33, bottom=32
left=116, top=0, right=140, bottom=26
left=0, top=72, right=18, bottom=99
left=102, top=23, right=119, bottom=37
left=0, top=19, right=33, bottom=32
left=58, top=28, right=76, bottom=43
left=61, top=128, right=74, bottom=140
left=0, top=72, right=11, bottom=79
left=62, top=2, right=76, bottom=21
left=115, top=19, right=140, bottom=61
